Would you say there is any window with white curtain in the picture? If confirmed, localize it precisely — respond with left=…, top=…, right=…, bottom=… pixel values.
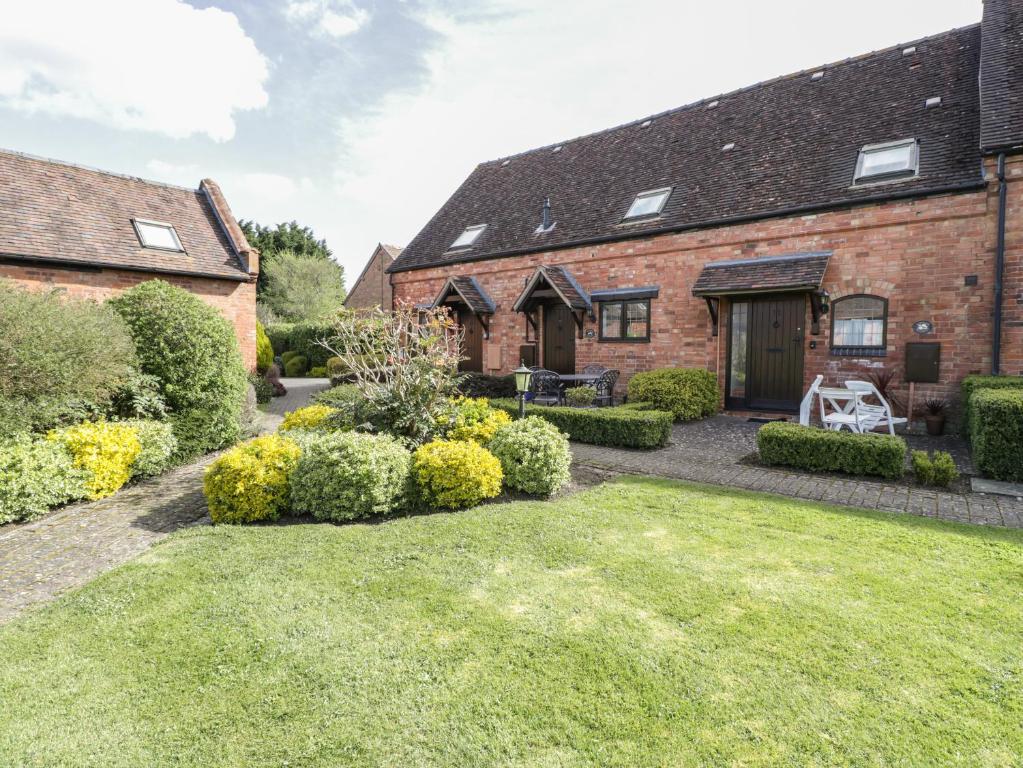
left=830, top=294, right=887, bottom=355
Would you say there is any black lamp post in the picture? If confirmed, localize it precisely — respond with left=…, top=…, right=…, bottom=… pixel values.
left=513, top=363, right=533, bottom=419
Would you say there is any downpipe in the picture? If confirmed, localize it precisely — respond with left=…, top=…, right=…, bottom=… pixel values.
left=993, top=153, right=1007, bottom=375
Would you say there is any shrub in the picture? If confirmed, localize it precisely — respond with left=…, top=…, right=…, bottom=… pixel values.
left=308, top=366, right=327, bottom=378
left=256, top=321, right=274, bottom=374
left=281, top=350, right=299, bottom=366
left=489, top=399, right=672, bottom=449
left=326, top=356, right=345, bottom=377
left=266, top=323, right=294, bottom=356
left=565, top=386, right=596, bottom=407
left=489, top=417, right=571, bottom=496
left=912, top=450, right=959, bottom=487
left=290, top=432, right=411, bottom=521
left=266, top=363, right=287, bottom=397
left=969, top=388, right=1023, bottom=481
left=280, top=405, right=337, bottom=432
left=626, top=368, right=718, bottom=421
left=107, top=370, right=168, bottom=421
left=412, top=440, right=503, bottom=509
left=961, top=375, right=1023, bottom=436
left=313, top=383, right=360, bottom=408
left=265, top=321, right=335, bottom=368
left=109, top=281, right=247, bottom=461
left=284, top=355, right=308, bottom=377
left=438, top=397, right=512, bottom=445
left=457, top=373, right=517, bottom=399
left=49, top=421, right=142, bottom=500
left=0, top=281, right=137, bottom=433
left=121, top=420, right=177, bottom=478
left=249, top=373, right=274, bottom=404
left=203, top=435, right=301, bottom=524
left=757, top=422, right=905, bottom=480
left=0, top=435, right=88, bottom=524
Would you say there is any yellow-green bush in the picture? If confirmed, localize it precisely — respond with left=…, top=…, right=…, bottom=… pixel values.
left=412, top=439, right=502, bottom=509
left=256, top=321, right=274, bottom=374
left=48, top=421, right=142, bottom=500
left=203, top=435, right=301, bottom=524
left=437, top=397, right=512, bottom=445
left=280, top=405, right=337, bottom=432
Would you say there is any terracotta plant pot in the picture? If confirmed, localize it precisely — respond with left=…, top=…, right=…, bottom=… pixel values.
left=925, top=413, right=946, bottom=436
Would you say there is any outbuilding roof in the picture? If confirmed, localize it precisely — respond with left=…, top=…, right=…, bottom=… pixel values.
left=390, top=23, right=985, bottom=273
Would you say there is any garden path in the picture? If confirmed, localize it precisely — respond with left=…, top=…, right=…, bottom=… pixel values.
left=0, top=378, right=329, bottom=624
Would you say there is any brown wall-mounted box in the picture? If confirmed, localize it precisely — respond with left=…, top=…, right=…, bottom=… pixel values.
left=905, top=342, right=941, bottom=383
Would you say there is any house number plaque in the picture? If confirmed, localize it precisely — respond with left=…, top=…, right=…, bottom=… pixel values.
left=912, top=320, right=934, bottom=335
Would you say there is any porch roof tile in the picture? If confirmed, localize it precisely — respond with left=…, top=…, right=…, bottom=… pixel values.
left=691, top=252, right=831, bottom=296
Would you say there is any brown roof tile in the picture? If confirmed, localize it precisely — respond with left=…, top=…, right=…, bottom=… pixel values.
left=691, top=252, right=831, bottom=296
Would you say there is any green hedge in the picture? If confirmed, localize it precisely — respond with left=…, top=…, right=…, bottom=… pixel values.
left=757, top=422, right=905, bottom=479
left=457, top=373, right=517, bottom=399
left=490, top=399, right=672, bottom=449
left=961, top=375, right=1023, bottom=436
left=626, top=368, right=718, bottom=421
left=265, top=321, right=335, bottom=368
left=968, top=389, right=1023, bottom=481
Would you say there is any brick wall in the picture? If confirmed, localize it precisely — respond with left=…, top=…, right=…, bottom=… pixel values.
left=345, top=247, right=394, bottom=310
left=998, top=155, right=1023, bottom=374
left=0, top=263, right=258, bottom=370
left=393, top=177, right=1023, bottom=410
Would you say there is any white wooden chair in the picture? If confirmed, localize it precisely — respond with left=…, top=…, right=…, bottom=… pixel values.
left=818, top=387, right=885, bottom=433
left=843, top=380, right=908, bottom=435
left=799, top=375, right=824, bottom=426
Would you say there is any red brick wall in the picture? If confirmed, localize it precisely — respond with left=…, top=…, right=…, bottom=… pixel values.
left=999, top=155, right=1023, bottom=375
left=0, top=264, right=258, bottom=370
left=345, top=247, right=394, bottom=310
left=393, top=176, right=1022, bottom=411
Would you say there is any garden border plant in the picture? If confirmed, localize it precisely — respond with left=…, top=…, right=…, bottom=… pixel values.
left=489, top=399, right=672, bottom=449
left=757, top=422, right=905, bottom=480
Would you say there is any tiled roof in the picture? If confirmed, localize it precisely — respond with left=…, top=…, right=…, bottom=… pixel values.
left=391, top=24, right=984, bottom=273
left=513, top=265, right=591, bottom=312
left=0, top=149, right=251, bottom=280
left=433, top=275, right=496, bottom=314
left=691, top=252, right=832, bottom=296
left=980, top=0, right=1023, bottom=153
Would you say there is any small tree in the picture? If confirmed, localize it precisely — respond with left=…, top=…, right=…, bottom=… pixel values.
left=319, top=303, right=464, bottom=446
left=239, top=219, right=332, bottom=297
left=262, top=249, right=346, bottom=322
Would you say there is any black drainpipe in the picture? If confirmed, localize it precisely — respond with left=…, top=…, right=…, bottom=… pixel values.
left=993, top=153, right=1007, bottom=375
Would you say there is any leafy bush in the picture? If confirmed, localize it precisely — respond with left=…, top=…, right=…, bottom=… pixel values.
left=284, top=355, right=308, bottom=377
left=961, top=375, right=1023, bottom=436
left=48, top=421, right=142, bottom=500
left=261, top=250, right=346, bottom=323
left=109, top=281, right=247, bottom=461
left=412, top=440, right=502, bottom=509
left=0, top=435, right=88, bottom=524
left=565, top=386, right=596, bottom=407
left=438, top=397, right=512, bottom=445
left=280, top=405, right=337, bottom=432
left=203, top=435, right=301, bottom=524
left=968, top=388, right=1023, bottom=481
left=313, top=384, right=360, bottom=408
left=265, top=321, right=335, bottom=368
left=290, top=432, right=411, bottom=521
left=489, top=400, right=672, bottom=449
left=121, top=419, right=178, bottom=478
left=0, top=281, right=137, bottom=433
left=489, top=417, right=571, bottom=496
left=249, top=373, right=274, bottom=404
left=281, top=350, right=299, bottom=366
left=757, top=422, right=905, bottom=480
left=256, top=321, right=274, bottom=374
left=108, top=370, right=168, bottom=421
left=912, top=450, right=959, bottom=487
left=626, top=368, right=718, bottom=421
left=457, top=373, right=517, bottom=399
left=308, top=366, right=327, bottom=378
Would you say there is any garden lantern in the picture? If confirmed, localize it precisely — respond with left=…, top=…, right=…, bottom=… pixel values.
left=513, top=363, right=533, bottom=418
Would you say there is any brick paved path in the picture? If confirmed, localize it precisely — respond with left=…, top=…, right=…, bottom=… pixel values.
left=571, top=415, right=1023, bottom=529
left=0, top=378, right=329, bottom=624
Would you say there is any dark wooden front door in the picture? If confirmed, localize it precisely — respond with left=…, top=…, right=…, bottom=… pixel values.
left=727, top=294, right=805, bottom=411
left=543, top=304, right=576, bottom=374
left=457, top=308, right=483, bottom=372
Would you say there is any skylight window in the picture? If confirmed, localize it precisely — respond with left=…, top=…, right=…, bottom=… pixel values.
left=450, top=224, right=486, bottom=249
left=624, top=187, right=672, bottom=220
left=854, top=139, right=918, bottom=182
left=133, top=219, right=183, bottom=251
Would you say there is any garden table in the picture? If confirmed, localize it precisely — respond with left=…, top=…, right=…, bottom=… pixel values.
left=558, top=373, right=602, bottom=385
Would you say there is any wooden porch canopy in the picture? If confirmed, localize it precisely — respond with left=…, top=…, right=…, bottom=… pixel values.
left=512, top=265, right=593, bottom=338
left=691, top=252, right=832, bottom=336
left=431, top=276, right=496, bottom=338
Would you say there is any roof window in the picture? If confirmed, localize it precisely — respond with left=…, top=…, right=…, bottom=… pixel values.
left=624, top=187, right=672, bottom=220
left=133, top=219, right=183, bottom=251
left=854, top=139, right=918, bottom=182
left=450, top=224, right=486, bottom=249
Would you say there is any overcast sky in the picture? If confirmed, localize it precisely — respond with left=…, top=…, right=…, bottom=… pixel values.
left=0, top=0, right=981, bottom=283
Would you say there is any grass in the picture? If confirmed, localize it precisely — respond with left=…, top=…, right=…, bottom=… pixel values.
left=1, top=477, right=1022, bottom=766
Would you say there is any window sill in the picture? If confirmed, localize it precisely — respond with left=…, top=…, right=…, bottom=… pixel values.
left=830, top=347, right=886, bottom=357
left=598, top=337, right=651, bottom=344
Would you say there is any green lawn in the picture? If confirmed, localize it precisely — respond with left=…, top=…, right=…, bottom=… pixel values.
left=1, top=478, right=1022, bottom=767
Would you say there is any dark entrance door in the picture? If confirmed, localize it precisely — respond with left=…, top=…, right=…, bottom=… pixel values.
left=543, top=304, right=576, bottom=374
left=457, top=307, right=483, bottom=372
left=727, top=294, right=805, bottom=411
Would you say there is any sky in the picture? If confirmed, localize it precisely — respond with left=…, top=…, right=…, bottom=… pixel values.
left=0, top=0, right=982, bottom=285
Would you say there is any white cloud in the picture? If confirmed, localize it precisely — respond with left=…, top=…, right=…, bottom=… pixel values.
left=285, top=0, right=369, bottom=38
left=0, top=0, right=269, bottom=142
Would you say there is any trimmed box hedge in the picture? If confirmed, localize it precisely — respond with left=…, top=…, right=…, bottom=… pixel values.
left=626, top=368, right=718, bottom=421
left=490, top=399, right=672, bottom=449
left=961, top=375, right=1023, bottom=437
left=968, top=388, right=1023, bottom=481
left=757, top=422, right=906, bottom=480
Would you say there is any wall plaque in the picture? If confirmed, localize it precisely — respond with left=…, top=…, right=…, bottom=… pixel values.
left=912, top=320, right=934, bottom=335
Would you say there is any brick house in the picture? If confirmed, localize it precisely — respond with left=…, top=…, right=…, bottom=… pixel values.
left=344, top=243, right=403, bottom=309
left=0, top=149, right=260, bottom=369
left=388, top=0, right=1023, bottom=413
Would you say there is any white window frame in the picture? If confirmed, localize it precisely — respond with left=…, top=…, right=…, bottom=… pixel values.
left=132, top=218, right=184, bottom=252
left=623, top=187, right=672, bottom=220
left=449, top=224, right=487, bottom=250
left=853, top=139, right=919, bottom=183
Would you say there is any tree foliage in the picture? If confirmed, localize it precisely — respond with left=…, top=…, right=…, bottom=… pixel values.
left=261, top=250, right=346, bottom=322
left=239, top=219, right=332, bottom=297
